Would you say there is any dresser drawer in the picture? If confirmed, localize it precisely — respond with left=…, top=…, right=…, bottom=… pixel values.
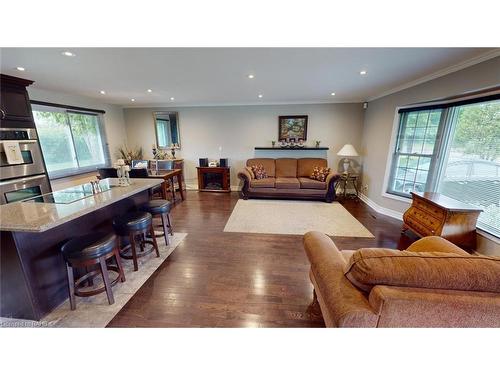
left=405, top=207, right=442, bottom=233
left=404, top=216, right=436, bottom=236
left=413, top=198, right=445, bottom=220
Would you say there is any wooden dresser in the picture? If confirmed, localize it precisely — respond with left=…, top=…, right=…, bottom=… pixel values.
left=402, top=192, right=482, bottom=251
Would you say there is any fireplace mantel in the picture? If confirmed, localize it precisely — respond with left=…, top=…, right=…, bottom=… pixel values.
left=254, top=147, right=329, bottom=150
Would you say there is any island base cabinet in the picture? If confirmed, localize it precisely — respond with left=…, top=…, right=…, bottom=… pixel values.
left=0, top=191, right=150, bottom=320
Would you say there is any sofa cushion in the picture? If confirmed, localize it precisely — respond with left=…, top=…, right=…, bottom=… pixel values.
left=275, top=177, right=300, bottom=189
left=275, top=158, right=298, bottom=177
left=250, top=164, right=268, bottom=179
left=247, top=158, right=275, bottom=177
left=310, top=166, right=331, bottom=182
left=250, top=177, right=275, bottom=188
left=299, top=177, right=326, bottom=190
left=298, top=158, right=328, bottom=177
left=406, top=236, right=469, bottom=255
left=344, top=248, right=500, bottom=293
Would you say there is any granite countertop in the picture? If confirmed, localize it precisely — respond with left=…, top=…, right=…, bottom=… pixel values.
left=0, top=178, right=163, bottom=233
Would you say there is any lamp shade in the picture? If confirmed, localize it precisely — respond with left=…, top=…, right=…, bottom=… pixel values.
left=337, top=144, right=359, bottom=157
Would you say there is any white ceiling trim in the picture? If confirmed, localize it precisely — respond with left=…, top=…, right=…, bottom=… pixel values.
left=366, top=48, right=500, bottom=102
left=122, top=99, right=365, bottom=109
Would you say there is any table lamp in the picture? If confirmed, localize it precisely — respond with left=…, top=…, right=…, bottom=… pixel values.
left=337, top=144, right=359, bottom=173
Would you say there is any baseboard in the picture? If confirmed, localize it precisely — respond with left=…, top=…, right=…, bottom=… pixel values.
left=359, top=193, right=403, bottom=221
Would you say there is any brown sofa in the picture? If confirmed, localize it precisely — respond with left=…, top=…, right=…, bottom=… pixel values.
left=238, top=158, right=340, bottom=202
left=304, top=231, right=500, bottom=327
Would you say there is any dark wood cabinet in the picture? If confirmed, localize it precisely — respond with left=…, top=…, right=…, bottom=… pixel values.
left=403, top=192, right=482, bottom=251
left=197, top=167, right=231, bottom=192
left=0, top=74, right=36, bottom=128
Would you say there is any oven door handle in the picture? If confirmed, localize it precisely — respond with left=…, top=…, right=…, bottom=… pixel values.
left=0, top=174, right=48, bottom=186
left=0, top=140, right=38, bottom=144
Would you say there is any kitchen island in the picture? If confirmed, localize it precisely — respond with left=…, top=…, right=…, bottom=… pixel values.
left=0, top=178, right=162, bottom=320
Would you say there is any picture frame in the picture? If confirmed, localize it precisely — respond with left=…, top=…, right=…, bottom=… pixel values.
left=278, top=115, right=308, bottom=141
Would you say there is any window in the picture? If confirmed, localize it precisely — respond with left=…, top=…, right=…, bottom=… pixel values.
left=32, top=104, right=110, bottom=178
left=388, top=109, right=443, bottom=196
left=387, top=94, right=500, bottom=237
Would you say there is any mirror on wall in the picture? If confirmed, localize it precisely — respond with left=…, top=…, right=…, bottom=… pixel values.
left=153, top=111, right=180, bottom=149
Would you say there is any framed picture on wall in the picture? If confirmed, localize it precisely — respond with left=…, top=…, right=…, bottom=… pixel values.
left=278, top=115, right=308, bottom=141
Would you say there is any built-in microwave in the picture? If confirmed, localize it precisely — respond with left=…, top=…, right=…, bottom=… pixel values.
left=0, top=128, right=46, bottom=180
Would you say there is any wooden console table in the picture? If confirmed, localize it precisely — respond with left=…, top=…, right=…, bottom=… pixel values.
left=197, top=167, right=230, bottom=192
left=147, top=169, right=185, bottom=201
left=402, top=192, right=482, bottom=251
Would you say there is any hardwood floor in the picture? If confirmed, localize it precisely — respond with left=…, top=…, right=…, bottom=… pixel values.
left=107, top=192, right=412, bottom=327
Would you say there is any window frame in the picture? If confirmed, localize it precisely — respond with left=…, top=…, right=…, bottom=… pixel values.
left=31, top=102, right=111, bottom=179
left=386, top=109, right=448, bottom=198
left=384, top=91, right=500, bottom=238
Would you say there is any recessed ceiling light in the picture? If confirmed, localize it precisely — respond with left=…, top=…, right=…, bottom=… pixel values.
left=147, top=89, right=153, bottom=93
left=330, top=92, right=336, bottom=96
left=258, top=94, right=263, bottom=98
left=170, top=97, right=175, bottom=101
left=360, top=70, right=367, bottom=75
left=248, top=74, right=255, bottom=79
left=16, top=67, right=25, bottom=71
left=131, top=98, right=135, bottom=102
left=99, top=90, right=106, bottom=95
left=62, top=51, right=75, bottom=57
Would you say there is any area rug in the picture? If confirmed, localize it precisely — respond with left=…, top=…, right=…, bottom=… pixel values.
left=0, top=232, right=187, bottom=328
left=224, top=199, right=374, bottom=237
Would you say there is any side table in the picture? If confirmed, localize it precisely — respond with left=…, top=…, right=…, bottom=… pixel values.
left=335, top=173, right=359, bottom=199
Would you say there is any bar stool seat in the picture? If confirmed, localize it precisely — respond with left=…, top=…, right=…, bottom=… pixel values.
left=112, top=211, right=160, bottom=271
left=142, top=199, right=171, bottom=215
left=113, top=211, right=152, bottom=235
left=63, top=232, right=118, bottom=261
left=141, top=199, right=173, bottom=246
left=61, top=232, right=125, bottom=310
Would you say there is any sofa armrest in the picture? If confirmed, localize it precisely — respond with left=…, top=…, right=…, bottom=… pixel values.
left=325, top=173, right=340, bottom=203
left=406, top=236, right=468, bottom=255
left=303, top=231, right=378, bottom=327
left=238, top=168, right=252, bottom=182
left=369, top=285, right=500, bottom=327
left=237, top=169, right=252, bottom=198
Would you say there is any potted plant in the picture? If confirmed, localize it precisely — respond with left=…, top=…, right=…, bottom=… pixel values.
left=116, top=145, right=143, bottom=165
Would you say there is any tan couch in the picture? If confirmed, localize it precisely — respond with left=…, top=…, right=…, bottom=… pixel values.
left=304, top=232, right=500, bottom=327
left=238, top=158, right=340, bottom=202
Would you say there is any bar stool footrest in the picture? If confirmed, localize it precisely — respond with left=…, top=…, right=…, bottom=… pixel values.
left=74, top=266, right=121, bottom=297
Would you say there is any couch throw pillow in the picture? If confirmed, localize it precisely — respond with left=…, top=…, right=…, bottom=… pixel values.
left=310, top=166, right=330, bottom=182
left=251, top=164, right=268, bottom=180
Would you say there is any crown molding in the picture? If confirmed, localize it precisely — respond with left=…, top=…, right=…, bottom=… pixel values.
left=121, top=99, right=364, bottom=109
left=366, top=48, right=500, bottom=102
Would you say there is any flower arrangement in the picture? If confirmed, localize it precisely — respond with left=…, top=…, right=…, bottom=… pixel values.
left=116, top=145, right=143, bottom=165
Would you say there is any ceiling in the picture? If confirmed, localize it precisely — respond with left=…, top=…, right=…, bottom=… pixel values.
left=1, top=48, right=497, bottom=107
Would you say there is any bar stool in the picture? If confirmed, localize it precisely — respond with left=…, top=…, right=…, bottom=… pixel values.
left=140, top=199, right=173, bottom=245
left=112, top=211, right=160, bottom=271
left=61, top=232, right=125, bottom=310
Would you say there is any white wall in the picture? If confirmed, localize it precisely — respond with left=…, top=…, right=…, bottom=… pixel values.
left=361, top=56, right=500, bottom=255
left=123, top=103, right=365, bottom=190
left=28, top=87, right=128, bottom=165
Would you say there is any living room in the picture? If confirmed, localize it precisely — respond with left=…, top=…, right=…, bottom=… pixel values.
left=1, top=1, right=498, bottom=374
